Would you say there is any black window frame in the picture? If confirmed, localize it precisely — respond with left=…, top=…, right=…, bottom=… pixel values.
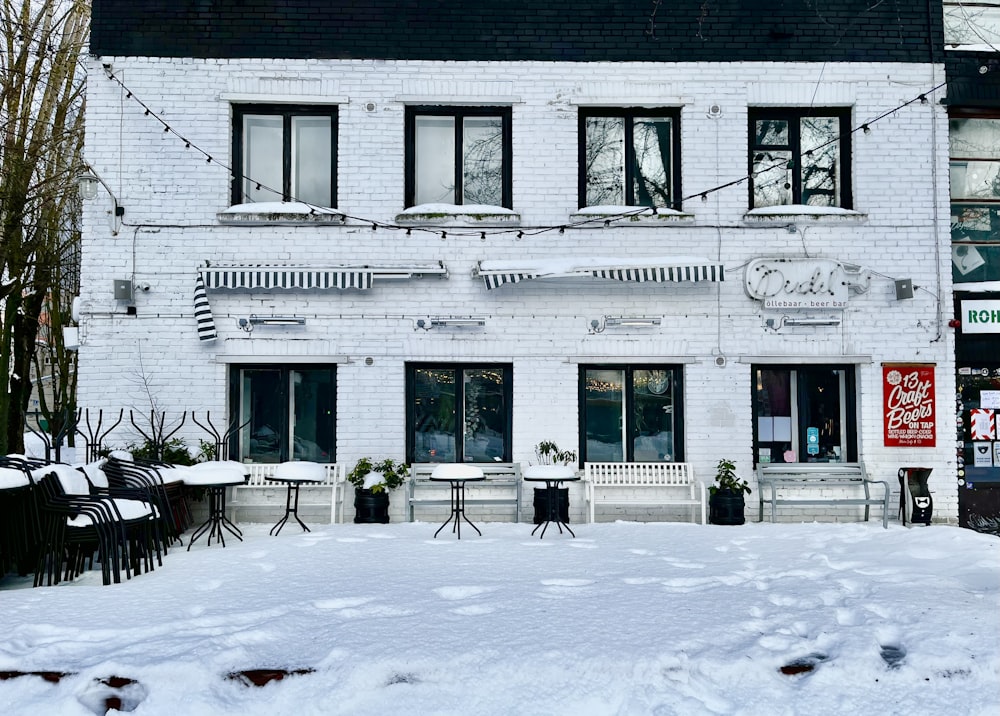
left=578, top=107, right=682, bottom=210
left=231, top=104, right=338, bottom=206
left=748, top=107, right=853, bottom=210
left=227, top=364, right=337, bottom=464
left=406, top=362, right=513, bottom=464
left=578, top=364, right=685, bottom=464
left=404, top=106, right=513, bottom=209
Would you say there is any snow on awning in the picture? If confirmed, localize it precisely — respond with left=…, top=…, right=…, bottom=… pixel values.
left=475, top=257, right=724, bottom=290
left=200, top=262, right=448, bottom=291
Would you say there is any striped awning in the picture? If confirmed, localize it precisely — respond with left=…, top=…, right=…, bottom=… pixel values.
left=476, top=258, right=724, bottom=290
left=201, top=266, right=373, bottom=291
left=193, top=275, right=217, bottom=342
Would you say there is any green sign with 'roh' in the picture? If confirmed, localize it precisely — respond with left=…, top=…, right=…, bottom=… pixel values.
left=963, top=300, right=1000, bottom=334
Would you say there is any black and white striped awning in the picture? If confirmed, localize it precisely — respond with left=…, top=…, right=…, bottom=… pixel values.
left=201, top=266, right=373, bottom=291
left=476, top=258, right=724, bottom=290
left=193, top=275, right=217, bottom=342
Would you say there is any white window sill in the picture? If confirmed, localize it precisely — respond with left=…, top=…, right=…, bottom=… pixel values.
left=742, top=206, right=867, bottom=225
left=570, top=206, right=695, bottom=226
left=218, top=202, right=345, bottom=226
left=394, top=203, right=521, bottom=226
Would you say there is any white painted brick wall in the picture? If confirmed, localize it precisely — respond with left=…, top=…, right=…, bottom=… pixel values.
left=78, top=57, right=957, bottom=522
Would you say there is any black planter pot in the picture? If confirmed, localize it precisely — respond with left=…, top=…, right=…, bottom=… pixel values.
left=354, top=487, right=391, bottom=524
left=532, top=487, right=570, bottom=525
left=709, top=488, right=746, bottom=525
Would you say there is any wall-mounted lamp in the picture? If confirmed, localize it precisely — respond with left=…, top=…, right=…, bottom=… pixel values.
left=77, top=167, right=124, bottom=235
left=241, top=315, right=306, bottom=330
left=765, top=315, right=842, bottom=330
left=605, top=316, right=662, bottom=328
left=416, top=317, right=486, bottom=329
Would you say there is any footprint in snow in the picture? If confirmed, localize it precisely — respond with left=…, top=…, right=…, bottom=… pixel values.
left=879, top=644, right=907, bottom=669
left=434, top=585, right=496, bottom=601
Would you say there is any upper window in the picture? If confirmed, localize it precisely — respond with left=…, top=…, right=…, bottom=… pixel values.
left=580, top=109, right=680, bottom=209
left=580, top=366, right=684, bottom=463
left=950, top=112, right=1000, bottom=282
left=229, top=365, right=336, bottom=464
left=406, top=364, right=512, bottom=463
left=944, top=1, right=1000, bottom=47
left=749, top=109, right=852, bottom=210
left=404, top=107, right=512, bottom=208
left=231, top=105, right=337, bottom=207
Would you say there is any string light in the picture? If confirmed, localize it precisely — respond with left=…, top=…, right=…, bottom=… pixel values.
left=104, top=70, right=945, bottom=233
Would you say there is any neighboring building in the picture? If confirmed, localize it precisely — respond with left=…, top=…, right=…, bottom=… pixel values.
left=943, top=0, right=1000, bottom=531
left=79, top=1, right=956, bottom=523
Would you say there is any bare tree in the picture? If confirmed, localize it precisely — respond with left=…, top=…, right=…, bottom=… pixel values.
left=0, top=0, right=88, bottom=453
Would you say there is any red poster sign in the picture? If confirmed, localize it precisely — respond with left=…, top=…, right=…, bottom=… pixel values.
left=883, top=364, right=936, bottom=447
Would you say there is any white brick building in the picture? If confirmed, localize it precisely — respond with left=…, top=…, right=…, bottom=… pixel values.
left=79, top=1, right=956, bottom=524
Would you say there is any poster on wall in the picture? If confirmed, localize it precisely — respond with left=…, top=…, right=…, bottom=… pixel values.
left=883, top=363, right=936, bottom=447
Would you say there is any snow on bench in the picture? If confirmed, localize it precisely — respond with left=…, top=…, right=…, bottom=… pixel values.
left=584, top=462, right=706, bottom=524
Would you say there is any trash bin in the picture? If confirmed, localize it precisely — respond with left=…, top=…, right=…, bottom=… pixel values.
left=898, top=467, right=933, bottom=525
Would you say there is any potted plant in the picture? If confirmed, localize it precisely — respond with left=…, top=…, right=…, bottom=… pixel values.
left=709, top=458, right=750, bottom=525
left=347, top=457, right=409, bottom=523
left=527, top=441, right=578, bottom=525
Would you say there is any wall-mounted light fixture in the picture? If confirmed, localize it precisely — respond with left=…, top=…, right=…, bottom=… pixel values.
left=604, top=316, right=662, bottom=327
left=416, top=317, right=486, bottom=329
left=77, top=166, right=125, bottom=235
left=240, top=315, right=307, bottom=330
left=765, top=315, right=842, bottom=330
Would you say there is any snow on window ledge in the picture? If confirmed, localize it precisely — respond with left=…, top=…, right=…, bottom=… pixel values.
left=570, top=206, right=695, bottom=225
left=394, top=203, right=521, bottom=226
left=743, top=205, right=867, bottom=225
left=218, top=202, right=345, bottom=225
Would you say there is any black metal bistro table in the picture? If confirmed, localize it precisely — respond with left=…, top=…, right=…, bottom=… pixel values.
left=429, top=464, right=486, bottom=539
left=523, top=465, right=579, bottom=538
left=269, top=461, right=326, bottom=535
left=182, top=462, right=249, bottom=550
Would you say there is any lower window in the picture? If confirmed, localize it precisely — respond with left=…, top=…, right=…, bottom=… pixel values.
left=752, top=365, right=856, bottom=465
left=407, top=364, right=512, bottom=463
left=229, top=365, right=336, bottom=463
left=580, top=366, right=684, bottom=462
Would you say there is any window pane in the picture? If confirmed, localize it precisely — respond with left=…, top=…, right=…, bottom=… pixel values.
left=462, top=368, right=507, bottom=462
left=241, top=368, right=283, bottom=463
left=292, top=116, right=332, bottom=207
left=291, top=369, right=335, bottom=463
left=754, top=369, right=793, bottom=464
left=243, top=116, right=283, bottom=203
left=462, top=117, right=503, bottom=206
left=953, top=242, right=1000, bottom=282
left=950, top=118, right=1000, bottom=160
left=632, top=117, right=672, bottom=208
left=414, top=116, right=455, bottom=205
left=755, top=119, right=788, bottom=146
left=951, top=161, right=1000, bottom=201
left=752, top=149, right=792, bottom=207
left=800, top=117, right=839, bottom=207
left=413, top=368, right=456, bottom=462
left=633, top=370, right=675, bottom=461
left=585, top=369, right=624, bottom=461
left=585, top=116, right=625, bottom=206
left=796, top=369, right=845, bottom=462
left=944, top=3, right=1000, bottom=47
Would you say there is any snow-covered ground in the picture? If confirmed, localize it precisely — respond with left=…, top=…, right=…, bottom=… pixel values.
left=0, top=520, right=997, bottom=715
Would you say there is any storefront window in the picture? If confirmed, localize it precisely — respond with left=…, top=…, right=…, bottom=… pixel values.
left=753, top=365, right=855, bottom=465
left=580, top=366, right=683, bottom=462
left=231, top=365, right=336, bottom=463
left=949, top=113, right=1000, bottom=282
left=407, top=364, right=511, bottom=463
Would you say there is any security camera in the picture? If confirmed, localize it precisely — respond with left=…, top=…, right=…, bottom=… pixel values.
left=139, top=284, right=151, bottom=292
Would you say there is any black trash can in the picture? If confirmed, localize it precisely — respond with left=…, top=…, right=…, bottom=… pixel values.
left=898, top=467, right=933, bottom=525
left=532, top=487, right=569, bottom=525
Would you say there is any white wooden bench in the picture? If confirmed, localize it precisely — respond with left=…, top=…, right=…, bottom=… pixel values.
left=227, top=463, right=346, bottom=523
left=584, top=462, right=706, bottom=524
left=756, top=462, right=890, bottom=528
left=407, top=463, right=522, bottom=522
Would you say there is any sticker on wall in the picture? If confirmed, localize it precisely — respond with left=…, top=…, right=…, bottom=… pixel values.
left=973, top=443, right=993, bottom=467
left=970, top=409, right=996, bottom=441
left=994, top=441, right=1000, bottom=467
